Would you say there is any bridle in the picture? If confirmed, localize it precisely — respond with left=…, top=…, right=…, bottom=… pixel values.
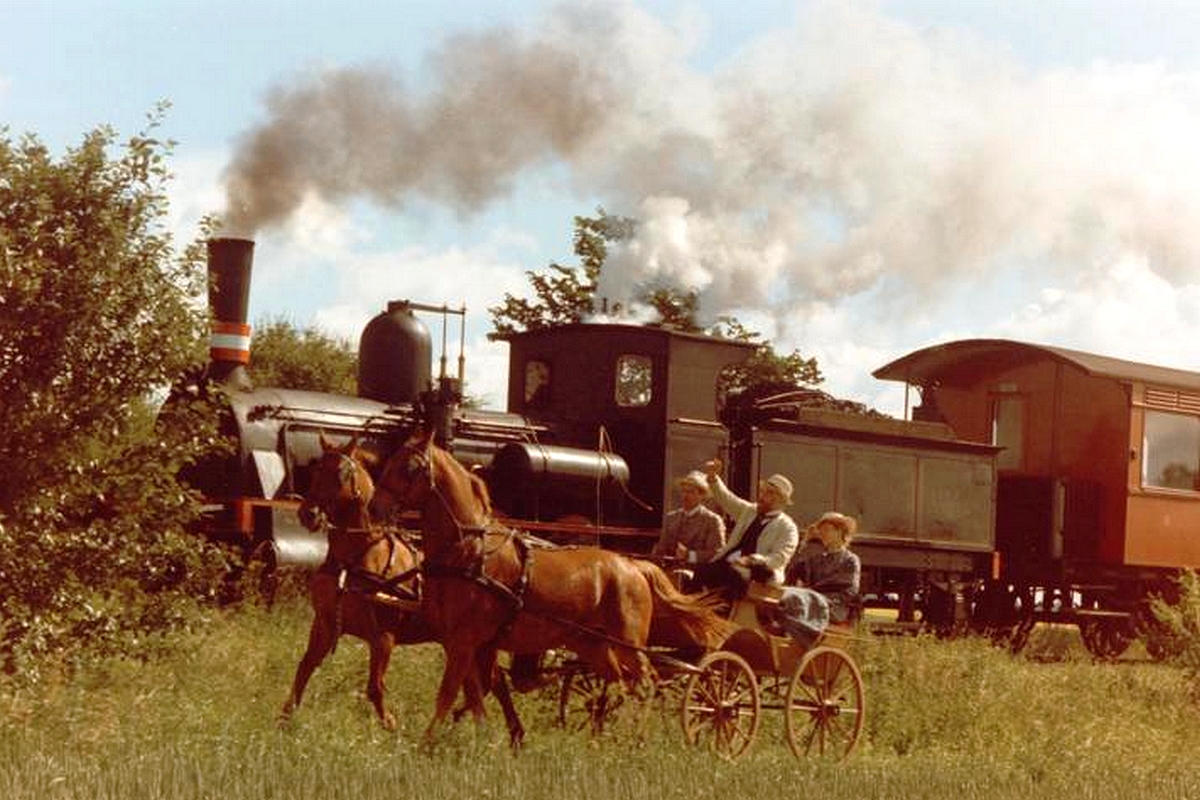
left=304, top=451, right=376, bottom=537
left=383, top=440, right=491, bottom=546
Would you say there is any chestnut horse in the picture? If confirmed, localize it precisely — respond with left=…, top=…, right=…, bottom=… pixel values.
left=281, top=436, right=430, bottom=730
left=284, top=436, right=527, bottom=745
left=371, top=428, right=731, bottom=743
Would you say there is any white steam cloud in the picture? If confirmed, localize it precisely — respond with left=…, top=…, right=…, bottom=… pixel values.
left=222, top=0, right=1200, bottom=337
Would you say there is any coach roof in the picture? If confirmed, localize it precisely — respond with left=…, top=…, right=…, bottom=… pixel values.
left=873, top=338, right=1200, bottom=393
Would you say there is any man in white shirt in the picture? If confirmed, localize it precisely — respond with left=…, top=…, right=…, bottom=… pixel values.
left=688, top=459, right=799, bottom=598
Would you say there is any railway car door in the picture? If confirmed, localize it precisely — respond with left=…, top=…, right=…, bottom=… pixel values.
left=994, top=476, right=1062, bottom=585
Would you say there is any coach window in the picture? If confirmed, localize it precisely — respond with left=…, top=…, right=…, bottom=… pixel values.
left=615, top=354, right=652, bottom=407
left=1143, top=410, right=1200, bottom=492
left=991, top=392, right=1025, bottom=471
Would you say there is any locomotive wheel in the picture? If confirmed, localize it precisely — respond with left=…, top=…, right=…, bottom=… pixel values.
left=680, top=651, right=760, bottom=762
left=1078, top=617, right=1134, bottom=660
left=557, top=663, right=653, bottom=738
left=784, top=646, right=865, bottom=760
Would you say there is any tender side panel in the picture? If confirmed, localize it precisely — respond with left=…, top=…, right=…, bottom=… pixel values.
left=752, top=427, right=995, bottom=576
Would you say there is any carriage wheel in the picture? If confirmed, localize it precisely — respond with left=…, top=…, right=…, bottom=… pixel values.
left=557, top=662, right=654, bottom=738
left=680, top=651, right=760, bottom=762
left=784, top=646, right=865, bottom=760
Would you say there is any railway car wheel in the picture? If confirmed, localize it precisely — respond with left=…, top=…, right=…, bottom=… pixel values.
left=1139, top=620, right=1183, bottom=662
left=557, top=663, right=653, bottom=738
left=1078, top=617, right=1133, bottom=660
left=680, top=651, right=760, bottom=762
left=784, top=646, right=865, bottom=760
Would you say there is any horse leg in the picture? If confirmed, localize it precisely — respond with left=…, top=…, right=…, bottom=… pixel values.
left=366, top=629, right=397, bottom=731
left=280, top=614, right=336, bottom=725
left=424, top=646, right=477, bottom=744
left=452, top=648, right=496, bottom=723
left=490, top=665, right=525, bottom=750
left=464, top=647, right=524, bottom=749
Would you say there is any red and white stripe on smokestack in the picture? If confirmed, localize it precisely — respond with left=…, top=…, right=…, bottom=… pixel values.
left=206, top=238, right=255, bottom=385
left=210, top=320, right=252, bottom=364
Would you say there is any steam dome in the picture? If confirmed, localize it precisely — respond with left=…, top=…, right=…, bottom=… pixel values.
left=357, top=301, right=432, bottom=404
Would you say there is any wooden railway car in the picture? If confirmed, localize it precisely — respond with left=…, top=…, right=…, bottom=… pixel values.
left=875, top=339, right=1200, bottom=655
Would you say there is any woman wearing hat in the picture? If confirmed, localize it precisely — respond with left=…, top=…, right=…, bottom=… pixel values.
left=652, top=471, right=726, bottom=564
left=776, top=512, right=862, bottom=647
left=688, top=459, right=800, bottom=597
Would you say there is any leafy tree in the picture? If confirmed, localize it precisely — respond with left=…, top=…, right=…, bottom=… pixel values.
left=249, top=316, right=358, bottom=394
left=489, top=209, right=827, bottom=400
left=0, top=111, right=230, bottom=672
left=489, top=212, right=634, bottom=336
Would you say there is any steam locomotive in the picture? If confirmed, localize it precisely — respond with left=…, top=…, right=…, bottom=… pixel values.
left=185, top=238, right=1200, bottom=658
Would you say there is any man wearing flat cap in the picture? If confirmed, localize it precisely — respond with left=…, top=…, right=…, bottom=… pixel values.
left=653, top=471, right=726, bottom=565
left=688, top=459, right=799, bottom=597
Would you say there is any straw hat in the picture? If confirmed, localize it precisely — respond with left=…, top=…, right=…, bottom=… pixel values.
left=676, top=471, right=709, bottom=495
left=817, top=511, right=857, bottom=540
left=763, top=474, right=794, bottom=504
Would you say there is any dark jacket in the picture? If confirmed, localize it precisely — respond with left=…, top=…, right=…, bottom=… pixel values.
left=784, top=547, right=861, bottom=623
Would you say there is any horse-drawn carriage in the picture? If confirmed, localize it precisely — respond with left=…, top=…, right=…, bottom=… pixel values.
left=555, top=579, right=865, bottom=760
left=286, top=430, right=865, bottom=760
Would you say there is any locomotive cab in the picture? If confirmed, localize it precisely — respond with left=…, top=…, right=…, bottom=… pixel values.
left=497, top=324, right=754, bottom=529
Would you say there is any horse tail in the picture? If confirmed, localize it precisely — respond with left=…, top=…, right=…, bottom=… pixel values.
left=633, top=559, right=734, bottom=650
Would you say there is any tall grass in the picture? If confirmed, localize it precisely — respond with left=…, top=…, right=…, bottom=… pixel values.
left=4, top=596, right=1200, bottom=800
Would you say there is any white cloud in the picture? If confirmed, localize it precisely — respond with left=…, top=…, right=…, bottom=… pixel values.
left=166, top=148, right=227, bottom=243
left=994, top=255, right=1200, bottom=370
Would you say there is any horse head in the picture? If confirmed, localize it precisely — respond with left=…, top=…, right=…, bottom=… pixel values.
left=298, top=433, right=378, bottom=532
left=372, top=428, right=436, bottom=520
left=373, top=427, right=491, bottom=538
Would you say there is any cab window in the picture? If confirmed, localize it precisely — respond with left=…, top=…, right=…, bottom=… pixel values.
left=524, top=359, right=551, bottom=407
left=615, top=354, right=652, bottom=407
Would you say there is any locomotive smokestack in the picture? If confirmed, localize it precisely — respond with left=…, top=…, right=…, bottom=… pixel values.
left=206, top=237, right=255, bottom=391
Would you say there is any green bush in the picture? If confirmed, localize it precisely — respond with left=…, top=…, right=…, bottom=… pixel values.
left=1150, top=568, right=1200, bottom=700
left=0, top=111, right=233, bottom=674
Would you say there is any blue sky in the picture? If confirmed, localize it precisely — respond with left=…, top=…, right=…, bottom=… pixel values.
left=5, top=0, right=1200, bottom=414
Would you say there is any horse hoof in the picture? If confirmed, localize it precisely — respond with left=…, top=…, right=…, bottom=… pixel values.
left=381, top=712, right=397, bottom=731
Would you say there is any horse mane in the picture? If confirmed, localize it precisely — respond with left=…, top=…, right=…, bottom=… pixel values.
left=468, top=471, right=494, bottom=517
left=351, top=445, right=380, bottom=468
left=425, top=439, right=493, bottom=522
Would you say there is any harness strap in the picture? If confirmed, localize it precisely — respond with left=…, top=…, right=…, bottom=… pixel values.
left=423, top=533, right=648, bottom=655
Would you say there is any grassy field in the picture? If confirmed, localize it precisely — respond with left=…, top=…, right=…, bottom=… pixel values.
left=4, top=593, right=1200, bottom=800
